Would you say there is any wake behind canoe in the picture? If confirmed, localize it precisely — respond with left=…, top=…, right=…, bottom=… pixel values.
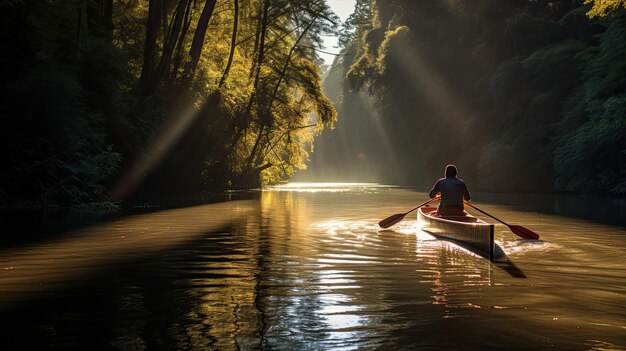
left=418, top=206, right=495, bottom=261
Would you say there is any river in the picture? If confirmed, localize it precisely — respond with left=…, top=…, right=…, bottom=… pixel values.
left=0, top=183, right=624, bottom=350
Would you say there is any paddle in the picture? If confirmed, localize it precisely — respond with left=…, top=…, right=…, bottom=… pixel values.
left=378, top=197, right=439, bottom=229
left=464, top=202, right=540, bottom=240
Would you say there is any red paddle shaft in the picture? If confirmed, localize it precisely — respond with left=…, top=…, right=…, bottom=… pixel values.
left=378, top=197, right=439, bottom=228
left=464, top=202, right=540, bottom=240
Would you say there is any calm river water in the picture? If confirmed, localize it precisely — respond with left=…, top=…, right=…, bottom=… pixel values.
left=0, top=183, right=624, bottom=350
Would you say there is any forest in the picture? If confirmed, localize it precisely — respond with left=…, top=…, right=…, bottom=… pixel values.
left=1, top=0, right=625, bottom=208
left=0, top=0, right=337, bottom=207
left=308, top=0, right=626, bottom=195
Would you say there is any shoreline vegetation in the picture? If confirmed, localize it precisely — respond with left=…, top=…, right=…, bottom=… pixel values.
left=306, top=0, right=626, bottom=195
left=1, top=0, right=625, bottom=209
left=0, top=0, right=338, bottom=208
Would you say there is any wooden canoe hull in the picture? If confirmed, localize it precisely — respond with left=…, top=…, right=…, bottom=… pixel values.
left=418, top=206, right=495, bottom=261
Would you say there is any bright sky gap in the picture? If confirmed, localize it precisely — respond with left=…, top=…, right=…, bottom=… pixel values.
left=320, top=0, right=357, bottom=65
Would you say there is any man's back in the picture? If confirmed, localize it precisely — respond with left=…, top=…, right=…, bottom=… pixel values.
left=429, top=177, right=471, bottom=206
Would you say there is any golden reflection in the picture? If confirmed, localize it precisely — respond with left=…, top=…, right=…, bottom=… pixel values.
left=316, top=220, right=380, bottom=237
left=195, top=282, right=261, bottom=349
left=3, top=184, right=626, bottom=349
left=586, top=339, right=626, bottom=351
left=268, top=182, right=393, bottom=193
left=172, top=186, right=626, bottom=347
left=259, top=186, right=375, bottom=344
left=259, top=188, right=317, bottom=256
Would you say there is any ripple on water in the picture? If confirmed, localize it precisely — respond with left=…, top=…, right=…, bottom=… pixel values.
left=1, top=186, right=625, bottom=350
left=496, top=238, right=563, bottom=256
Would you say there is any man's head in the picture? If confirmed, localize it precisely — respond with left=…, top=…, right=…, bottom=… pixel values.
left=445, top=164, right=457, bottom=178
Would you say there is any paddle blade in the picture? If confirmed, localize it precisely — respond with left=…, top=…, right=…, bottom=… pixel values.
left=508, top=225, right=540, bottom=240
left=378, top=213, right=406, bottom=228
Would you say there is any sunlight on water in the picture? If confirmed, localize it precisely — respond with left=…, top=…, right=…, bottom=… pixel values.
left=314, top=220, right=380, bottom=236
left=0, top=201, right=253, bottom=306
left=496, top=237, right=563, bottom=256
left=1, top=183, right=625, bottom=350
left=268, top=182, right=394, bottom=193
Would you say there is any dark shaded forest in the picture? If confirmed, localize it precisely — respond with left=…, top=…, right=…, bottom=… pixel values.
left=305, top=0, right=626, bottom=194
left=2, top=0, right=625, bottom=209
left=0, top=0, right=338, bottom=207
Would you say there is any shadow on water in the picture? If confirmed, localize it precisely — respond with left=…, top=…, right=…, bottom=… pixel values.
left=0, top=227, right=243, bottom=349
left=492, top=255, right=527, bottom=278
left=0, top=192, right=257, bottom=250
left=0, top=197, right=268, bottom=349
left=0, top=207, right=122, bottom=249
left=493, top=243, right=527, bottom=278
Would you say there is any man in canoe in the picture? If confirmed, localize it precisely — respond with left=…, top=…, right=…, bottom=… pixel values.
left=429, top=164, right=471, bottom=216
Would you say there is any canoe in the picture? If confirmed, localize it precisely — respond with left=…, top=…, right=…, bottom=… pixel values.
left=417, top=206, right=494, bottom=260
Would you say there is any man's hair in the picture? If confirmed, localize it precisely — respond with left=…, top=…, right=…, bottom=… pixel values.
left=445, top=164, right=457, bottom=178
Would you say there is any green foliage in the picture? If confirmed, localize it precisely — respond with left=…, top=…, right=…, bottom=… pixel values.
left=555, top=14, right=626, bottom=194
left=0, top=0, right=340, bottom=205
left=555, top=96, right=626, bottom=193
left=522, top=40, right=588, bottom=76
left=585, top=0, right=626, bottom=18
left=338, top=0, right=373, bottom=48
left=378, top=26, right=412, bottom=77
left=314, top=0, right=625, bottom=194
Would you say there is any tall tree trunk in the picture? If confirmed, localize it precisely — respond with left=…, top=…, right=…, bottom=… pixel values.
left=228, top=0, right=270, bottom=154
left=169, top=0, right=194, bottom=85
left=188, top=0, right=218, bottom=73
left=252, top=0, right=271, bottom=91
left=140, top=0, right=162, bottom=92
left=248, top=0, right=265, bottom=82
left=218, top=0, right=239, bottom=88
left=155, top=0, right=189, bottom=85
left=247, top=15, right=319, bottom=168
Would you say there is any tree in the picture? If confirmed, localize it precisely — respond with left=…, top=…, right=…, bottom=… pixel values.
left=585, top=0, right=626, bottom=18
left=309, top=0, right=624, bottom=194
left=0, top=0, right=341, bottom=206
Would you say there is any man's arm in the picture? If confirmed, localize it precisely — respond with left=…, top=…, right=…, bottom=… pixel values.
left=429, top=180, right=440, bottom=199
left=463, top=184, right=471, bottom=202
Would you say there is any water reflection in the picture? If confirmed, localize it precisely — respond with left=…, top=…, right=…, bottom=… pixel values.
left=268, top=182, right=394, bottom=193
left=0, top=183, right=625, bottom=350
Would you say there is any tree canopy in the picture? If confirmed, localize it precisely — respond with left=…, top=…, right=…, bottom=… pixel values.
left=308, top=0, right=626, bottom=195
left=0, top=0, right=338, bottom=206
left=585, top=0, right=626, bottom=18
